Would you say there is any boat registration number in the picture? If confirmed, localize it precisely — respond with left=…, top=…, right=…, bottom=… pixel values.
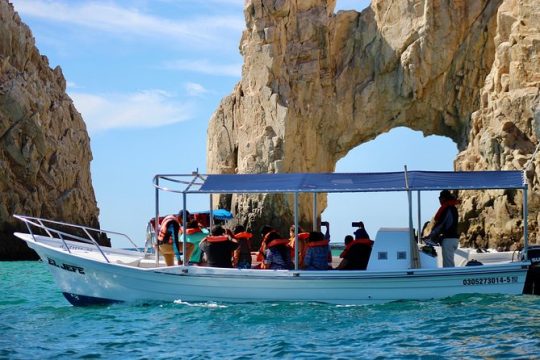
left=462, top=276, right=518, bottom=286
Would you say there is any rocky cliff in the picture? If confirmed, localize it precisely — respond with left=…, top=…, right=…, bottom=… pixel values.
left=0, top=1, right=101, bottom=260
left=207, top=0, right=540, bottom=249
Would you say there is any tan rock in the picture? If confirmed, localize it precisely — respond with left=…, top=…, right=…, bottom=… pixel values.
left=0, top=1, right=101, bottom=259
left=208, top=0, right=540, bottom=249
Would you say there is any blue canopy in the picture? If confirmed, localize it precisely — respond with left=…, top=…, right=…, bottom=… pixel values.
left=195, top=170, right=526, bottom=194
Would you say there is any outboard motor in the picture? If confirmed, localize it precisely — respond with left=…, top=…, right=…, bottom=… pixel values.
left=523, top=245, right=540, bottom=295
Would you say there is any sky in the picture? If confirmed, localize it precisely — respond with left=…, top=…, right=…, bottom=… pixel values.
left=11, top=0, right=457, bottom=247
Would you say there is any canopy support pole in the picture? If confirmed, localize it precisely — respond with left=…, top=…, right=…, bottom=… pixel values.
left=313, top=193, right=317, bottom=231
left=294, top=192, right=299, bottom=270
left=404, top=166, right=420, bottom=269
left=182, top=192, right=188, bottom=266
left=155, top=176, right=160, bottom=267
left=209, top=194, right=214, bottom=229
left=417, top=191, right=422, bottom=243
left=523, top=185, right=529, bottom=259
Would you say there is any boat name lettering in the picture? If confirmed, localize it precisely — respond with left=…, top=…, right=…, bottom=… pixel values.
left=61, top=245, right=88, bottom=251
left=462, top=276, right=517, bottom=286
left=47, top=258, right=85, bottom=274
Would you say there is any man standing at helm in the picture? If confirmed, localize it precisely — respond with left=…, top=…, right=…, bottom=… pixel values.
left=426, top=190, right=460, bottom=267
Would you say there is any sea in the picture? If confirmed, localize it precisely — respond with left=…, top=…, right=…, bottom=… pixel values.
left=1, top=261, right=539, bottom=359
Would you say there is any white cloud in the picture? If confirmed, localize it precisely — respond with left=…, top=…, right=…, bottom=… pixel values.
left=66, top=81, right=80, bottom=89
left=12, top=0, right=244, bottom=46
left=164, top=59, right=242, bottom=77
left=70, top=90, right=193, bottom=133
left=185, top=82, right=208, bottom=97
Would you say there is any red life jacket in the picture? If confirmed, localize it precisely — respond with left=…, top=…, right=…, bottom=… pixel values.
left=434, top=198, right=460, bottom=221
left=340, top=238, right=374, bottom=258
left=306, top=239, right=330, bottom=248
left=234, top=232, right=253, bottom=251
left=206, top=235, right=230, bottom=243
left=266, top=238, right=290, bottom=248
left=290, top=232, right=310, bottom=246
left=185, top=227, right=202, bottom=235
left=234, top=231, right=253, bottom=239
left=157, top=215, right=179, bottom=244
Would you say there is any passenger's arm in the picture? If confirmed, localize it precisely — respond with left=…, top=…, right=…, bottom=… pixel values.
left=199, top=238, right=208, bottom=252
left=323, top=224, right=330, bottom=241
left=264, top=249, right=272, bottom=266
left=335, top=258, right=349, bottom=270
left=233, top=247, right=240, bottom=267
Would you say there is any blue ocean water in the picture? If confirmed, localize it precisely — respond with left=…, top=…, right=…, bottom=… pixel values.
left=1, top=261, right=539, bottom=359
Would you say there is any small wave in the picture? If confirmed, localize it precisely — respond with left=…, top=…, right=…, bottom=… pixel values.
left=172, top=299, right=228, bottom=308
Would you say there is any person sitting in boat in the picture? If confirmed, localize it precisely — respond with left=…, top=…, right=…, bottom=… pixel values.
left=157, top=211, right=192, bottom=266
left=321, top=221, right=333, bottom=268
left=288, top=225, right=310, bottom=268
left=425, top=189, right=460, bottom=267
left=232, top=225, right=253, bottom=269
left=199, top=225, right=238, bottom=268
left=335, top=234, right=374, bottom=270
left=303, top=231, right=331, bottom=270
left=256, top=225, right=275, bottom=268
left=353, top=221, right=370, bottom=240
left=184, top=220, right=207, bottom=265
left=263, top=232, right=294, bottom=270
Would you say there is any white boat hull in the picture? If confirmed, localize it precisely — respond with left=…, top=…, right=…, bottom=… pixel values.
left=17, top=233, right=529, bottom=306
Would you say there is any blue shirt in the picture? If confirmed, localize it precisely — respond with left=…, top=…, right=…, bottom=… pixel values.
left=264, top=248, right=292, bottom=270
left=304, top=246, right=330, bottom=270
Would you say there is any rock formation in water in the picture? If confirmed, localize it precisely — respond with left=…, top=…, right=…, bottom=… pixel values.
left=207, top=0, right=540, bottom=249
left=0, top=1, right=101, bottom=260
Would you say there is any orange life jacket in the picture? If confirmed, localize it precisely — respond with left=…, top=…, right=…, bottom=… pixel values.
left=340, top=238, right=374, bottom=258
left=234, top=231, right=253, bottom=253
left=306, top=239, right=330, bottom=248
left=205, top=235, right=230, bottom=243
left=266, top=238, right=290, bottom=248
left=234, top=231, right=253, bottom=239
left=157, top=215, right=179, bottom=244
left=289, top=232, right=310, bottom=246
left=185, top=227, right=202, bottom=235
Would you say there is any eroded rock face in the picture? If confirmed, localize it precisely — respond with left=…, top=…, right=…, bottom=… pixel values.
left=456, top=0, right=540, bottom=249
left=0, top=1, right=101, bottom=259
left=207, top=0, right=540, bottom=249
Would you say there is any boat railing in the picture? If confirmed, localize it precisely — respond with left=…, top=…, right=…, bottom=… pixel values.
left=14, top=214, right=142, bottom=263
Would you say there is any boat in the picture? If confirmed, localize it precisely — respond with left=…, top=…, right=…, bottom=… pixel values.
left=14, top=169, right=537, bottom=306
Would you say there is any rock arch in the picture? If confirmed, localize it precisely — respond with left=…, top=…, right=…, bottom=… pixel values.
left=323, top=127, right=458, bottom=240
left=208, top=0, right=540, bottom=248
